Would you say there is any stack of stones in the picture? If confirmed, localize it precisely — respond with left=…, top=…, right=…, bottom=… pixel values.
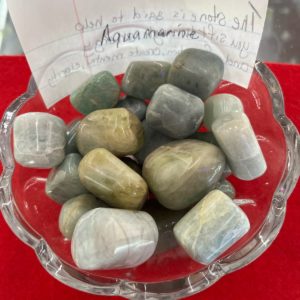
left=13, top=48, right=267, bottom=271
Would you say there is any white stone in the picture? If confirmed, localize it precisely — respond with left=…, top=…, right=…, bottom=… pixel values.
left=212, top=112, right=267, bottom=180
left=13, top=112, right=66, bottom=168
left=71, top=208, right=158, bottom=270
left=174, top=190, right=250, bottom=265
left=204, top=94, right=244, bottom=131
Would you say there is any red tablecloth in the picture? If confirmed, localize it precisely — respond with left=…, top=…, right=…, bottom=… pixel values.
left=0, top=57, right=299, bottom=300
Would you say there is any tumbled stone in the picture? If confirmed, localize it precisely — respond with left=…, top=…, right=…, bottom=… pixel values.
left=13, top=112, right=66, bottom=168
left=46, top=153, right=87, bottom=204
left=143, top=140, right=225, bottom=210
left=79, top=148, right=148, bottom=209
left=65, top=119, right=81, bottom=154
left=59, top=194, right=105, bottom=239
left=70, top=71, right=120, bottom=115
left=77, top=108, right=144, bottom=156
left=135, top=121, right=174, bottom=163
left=204, top=94, right=244, bottom=131
left=215, top=180, right=236, bottom=199
left=174, top=190, right=250, bottom=265
left=71, top=208, right=158, bottom=270
left=121, top=157, right=142, bottom=175
left=116, top=97, right=147, bottom=120
left=212, top=112, right=267, bottom=180
left=168, top=48, right=224, bottom=100
left=146, top=84, right=204, bottom=139
left=122, top=61, right=170, bottom=99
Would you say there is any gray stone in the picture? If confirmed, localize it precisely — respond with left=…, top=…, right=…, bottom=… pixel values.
left=204, top=94, right=244, bottom=131
left=215, top=180, right=236, bottom=199
left=122, top=61, right=171, bottom=99
left=46, top=153, right=87, bottom=204
left=71, top=208, right=158, bottom=270
left=135, top=121, right=174, bottom=163
left=59, top=194, right=106, bottom=239
left=116, top=97, right=147, bottom=120
left=146, top=84, right=205, bottom=139
left=13, top=112, right=66, bottom=168
left=212, top=112, right=267, bottom=180
left=168, top=48, right=224, bottom=100
left=174, top=190, right=250, bottom=265
left=65, top=119, right=81, bottom=154
left=143, top=140, right=225, bottom=210
left=70, top=71, right=120, bottom=115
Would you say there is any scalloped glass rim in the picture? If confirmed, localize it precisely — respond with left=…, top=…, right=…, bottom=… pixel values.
left=0, top=62, right=299, bottom=299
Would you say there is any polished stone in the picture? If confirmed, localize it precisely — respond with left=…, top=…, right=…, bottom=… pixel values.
left=143, top=140, right=225, bottom=210
left=65, top=119, right=81, bottom=154
left=13, top=112, right=66, bottom=168
left=122, top=61, right=170, bottom=99
left=79, top=148, right=148, bottom=209
left=168, top=49, right=224, bottom=100
left=215, top=179, right=236, bottom=199
left=77, top=108, right=144, bottom=156
left=71, top=208, right=158, bottom=270
left=70, top=71, right=120, bottom=115
left=135, top=121, right=174, bottom=163
left=174, top=190, right=250, bottom=265
left=46, top=153, right=87, bottom=204
left=59, top=194, right=105, bottom=239
left=204, top=94, right=244, bottom=131
left=212, top=112, right=267, bottom=180
left=146, top=84, right=205, bottom=138
left=116, top=97, right=147, bottom=120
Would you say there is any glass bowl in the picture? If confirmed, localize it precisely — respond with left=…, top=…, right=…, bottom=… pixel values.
left=0, top=62, right=299, bottom=299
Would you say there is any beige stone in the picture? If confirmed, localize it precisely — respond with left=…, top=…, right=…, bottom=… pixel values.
left=77, top=108, right=144, bottom=157
left=79, top=148, right=148, bottom=209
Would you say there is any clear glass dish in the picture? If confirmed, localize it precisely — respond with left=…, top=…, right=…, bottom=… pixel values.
left=0, top=62, right=299, bottom=299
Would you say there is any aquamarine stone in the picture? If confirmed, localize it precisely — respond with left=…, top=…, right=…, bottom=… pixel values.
left=174, top=190, right=250, bottom=265
left=212, top=112, right=267, bottom=180
left=168, top=49, right=224, bottom=100
left=204, top=94, right=244, bottom=131
left=122, top=61, right=170, bottom=99
left=13, top=112, right=66, bottom=168
left=146, top=84, right=205, bottom=139
left=70, top=71, right=120, bottom=115
left=46, top=153, right=87, bottom=204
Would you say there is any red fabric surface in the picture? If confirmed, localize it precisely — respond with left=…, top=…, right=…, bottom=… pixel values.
left=0, top=57, right=299, bottom=300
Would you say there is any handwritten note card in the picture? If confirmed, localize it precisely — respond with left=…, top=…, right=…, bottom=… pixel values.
left=7, top=0, right=269, bottom=107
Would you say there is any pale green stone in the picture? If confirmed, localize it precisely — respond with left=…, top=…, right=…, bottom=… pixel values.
left=70, top=71, right=120, bottom=115
left=204, top=94, right=244, bottom=131
left=174, top=190, right=250, bottom=265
